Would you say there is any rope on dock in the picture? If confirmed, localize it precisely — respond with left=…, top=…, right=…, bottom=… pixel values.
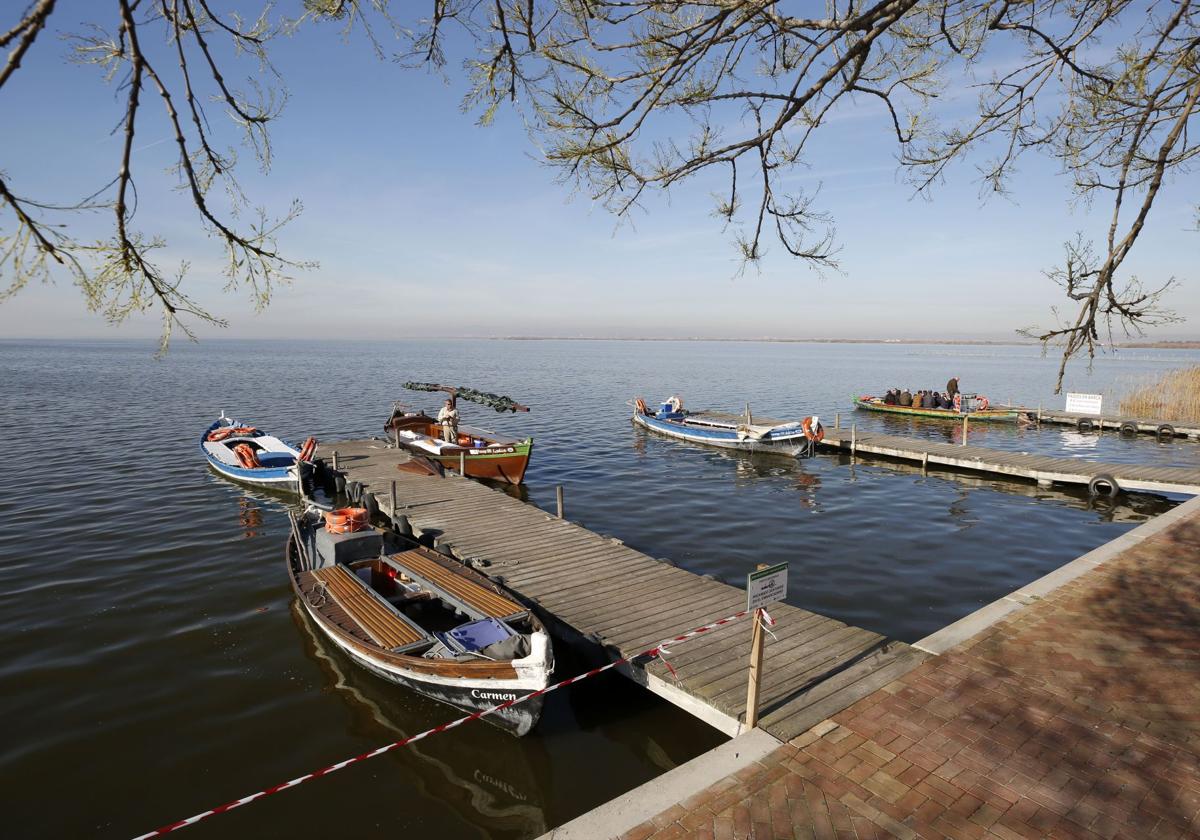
left=130, top=607, right=761, bottom=839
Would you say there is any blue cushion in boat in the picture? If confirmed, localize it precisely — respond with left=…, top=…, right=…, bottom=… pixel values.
left=440, top=617, right=514, bottom=653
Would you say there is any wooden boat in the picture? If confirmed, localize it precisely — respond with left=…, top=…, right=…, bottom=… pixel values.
left=384, top=403, right=533, bottom=485
left=287, top=508, right=553, bottom=736
left=201, top=414, right=314, bottom=488
left=631, top=396, right=822, bottom=456
left=853, top=395, right=1022, bottom=422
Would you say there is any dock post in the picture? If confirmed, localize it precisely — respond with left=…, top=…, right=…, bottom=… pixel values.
left=1038, top=403, right=1043, bottom=424
left=556, top=485, right=564, bottom=519
left=332, top=450, right=339, bottom=472
left=459, top=450, right=466, bottom=476
left=850, top=424, right=857, bottom=457
left=922, top=452, right=929, bottom=475
left=394, top=426, right=400, bottom=448
left=962, top=416, right=968, bottom=445
left=391, top=480, right=397, bottom=516
left=745, top=606, right=766, bottom=730
left=835, top=412, right=841, bottom=430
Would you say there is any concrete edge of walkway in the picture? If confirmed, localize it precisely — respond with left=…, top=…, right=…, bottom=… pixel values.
left=913, top=492, right=1200, bottom=655
left=537, top=728, right=783, bottom=840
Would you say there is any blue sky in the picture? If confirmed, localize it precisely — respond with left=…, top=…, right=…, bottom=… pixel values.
left=1, top=2, right=1196, bottom=342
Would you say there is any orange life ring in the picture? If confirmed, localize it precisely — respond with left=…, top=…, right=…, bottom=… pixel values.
left=229, top=426, right=257, bottom=436
left=207, top=427, right=235, bottom=442
left=977, top=397, right=990, bottom=411
left=635, top=397, right=648, bottom=415
left=952, top=393, right=962, bottom=412
left=802, top=416, right=825, bottom=442
left=324, top=507, right=369, bottom=534
left=233, top=443, right=262, bottom=469
left=298, top=436, right=317, bottom=462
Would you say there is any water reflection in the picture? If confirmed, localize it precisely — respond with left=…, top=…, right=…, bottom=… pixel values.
left=290, top=602, right=549, bottom=839
left=836, top=454, right=1175, bottom=524
left=237, top=497, right=264, bottom=538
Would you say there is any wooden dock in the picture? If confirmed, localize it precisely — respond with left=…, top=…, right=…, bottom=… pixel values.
left=1036, top=409, right=1200, bottom=439
left=315, top=439, right=927, bottom=740
left=820, top=429, right=1200, bottom=495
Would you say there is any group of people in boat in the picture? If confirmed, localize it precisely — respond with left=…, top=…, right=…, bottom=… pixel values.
left=883, top=377, right=960, bottom=410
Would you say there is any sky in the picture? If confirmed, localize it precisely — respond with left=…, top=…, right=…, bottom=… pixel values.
left=1, top=2, right=1197, bottom=343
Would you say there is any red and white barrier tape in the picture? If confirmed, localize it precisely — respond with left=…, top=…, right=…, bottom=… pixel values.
left=131, top=607, right=759, bottom=839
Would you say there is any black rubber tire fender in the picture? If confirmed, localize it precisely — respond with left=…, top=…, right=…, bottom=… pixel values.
left=1088, top=473, right=1120, bottom=497
left=1157, top=424, right=1176, bottom=441
left=1076, top=418, right=1094, bottom=433
left=362, top=490, right=379, bottom=521
left=1119, top=421, right=1138, bottom=437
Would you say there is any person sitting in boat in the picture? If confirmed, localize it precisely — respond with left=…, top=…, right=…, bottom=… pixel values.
left=883, top=389, right=897, bottom=405
left=437, top=398, right=459, bottom=443
left=930, top=392, right=944, bottom=409
left=898, top=389, right=912, bottom=407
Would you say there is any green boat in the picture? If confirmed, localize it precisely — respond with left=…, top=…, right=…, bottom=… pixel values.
left=853, top=395, right=1023, bottom=422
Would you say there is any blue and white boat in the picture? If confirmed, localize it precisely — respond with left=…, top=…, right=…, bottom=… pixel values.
left=632, top=396, right=822, bottom=456
left=200, top=413, right=314, bottom=488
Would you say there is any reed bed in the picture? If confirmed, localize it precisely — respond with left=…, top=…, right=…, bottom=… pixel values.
left=1119, top=366, right=1200, bottom=422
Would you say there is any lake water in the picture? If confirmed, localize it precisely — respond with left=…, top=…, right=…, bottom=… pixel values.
left=2, top=338, right=1198, bottom=838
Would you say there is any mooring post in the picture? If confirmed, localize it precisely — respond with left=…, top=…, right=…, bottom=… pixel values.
left=391, top=480, right=397, bottom=516
left=835, top=412, right=841, bottom=430
left=394, top=426, right=400, bottom=448
left=459, top=450, right=466, bottom=476
left=745, top=562, right=769, bottom=730
left=556, top=485, right=564, bottom=519
left=850, top=423, right=857, bottom=456
left=332, top=450, right=339, bottom=472
left=922, top=451, right=929, bottom=474
left=1038, top=403, right=1043, bottom=424
left=962, top=415, right=968, bottom=445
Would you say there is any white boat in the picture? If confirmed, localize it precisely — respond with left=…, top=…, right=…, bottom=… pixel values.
left=200, top=413, right=315, bottom=488
left=632, top=396, right=822, bottom=456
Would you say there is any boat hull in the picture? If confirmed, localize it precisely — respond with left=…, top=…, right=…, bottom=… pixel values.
left=632, top=411, right=812, bottom=454
left=424, top=440, right=533, bottom=485
left=853, top=397, right=1020, bottom=423
left=321, top=627, right=546, bottom=736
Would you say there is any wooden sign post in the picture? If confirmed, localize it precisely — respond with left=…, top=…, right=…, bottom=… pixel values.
left=745, top=561, right=788, bottom=730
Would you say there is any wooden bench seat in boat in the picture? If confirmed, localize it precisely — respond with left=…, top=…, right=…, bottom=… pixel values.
left=386, top=550, right=528, bottom=622
left=311, top=565, right=431, bottom=653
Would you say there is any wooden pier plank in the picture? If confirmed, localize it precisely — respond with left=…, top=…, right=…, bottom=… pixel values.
left=316, top=439, right=925, bottom=738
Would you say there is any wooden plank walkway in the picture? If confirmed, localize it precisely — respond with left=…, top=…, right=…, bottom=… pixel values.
left=819, top=429, right=1200, bottom=495
left=1037, top=409, right=1200, bottom=439
left=316, top=439, right=927, bottom=739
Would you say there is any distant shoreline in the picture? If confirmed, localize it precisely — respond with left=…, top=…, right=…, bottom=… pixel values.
left=491, top=336, right=1200, bottom=349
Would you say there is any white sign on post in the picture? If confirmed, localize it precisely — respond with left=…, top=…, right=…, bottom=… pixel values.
left=747, top=562, right=788, bottom=612
left=1065, top=392, right=1103, bottom=415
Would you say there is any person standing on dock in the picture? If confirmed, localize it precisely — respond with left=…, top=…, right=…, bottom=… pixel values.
left=437, top=398, right=459, bottom=443
left=947, top=377, right=959, bottom=401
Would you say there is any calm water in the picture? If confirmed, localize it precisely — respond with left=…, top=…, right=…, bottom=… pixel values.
left=2, top=338, right=1197, bottom=839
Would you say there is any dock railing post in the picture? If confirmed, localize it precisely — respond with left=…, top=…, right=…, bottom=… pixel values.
left=459, top=450, right=466, bottom=476
left=556, top=485, right=564, bottom=519
left=961, top=416, right=968, bottom=446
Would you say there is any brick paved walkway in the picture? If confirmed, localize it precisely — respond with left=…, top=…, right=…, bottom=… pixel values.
left=622, top=507, right=1200, bottom=839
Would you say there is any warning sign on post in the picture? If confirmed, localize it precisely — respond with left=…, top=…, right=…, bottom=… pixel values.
left=747, top=562, right=788, bottom=612
left=1065, top=392, right=1103, bottom=415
